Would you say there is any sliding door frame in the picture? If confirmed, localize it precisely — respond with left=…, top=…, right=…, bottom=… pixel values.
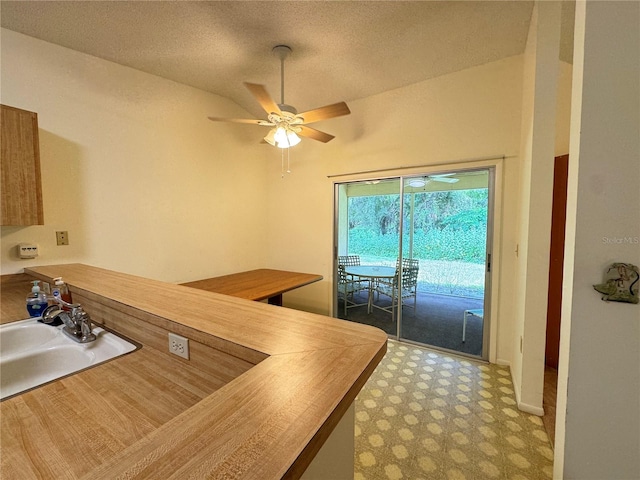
left=333, top=160, right=503, bottom=363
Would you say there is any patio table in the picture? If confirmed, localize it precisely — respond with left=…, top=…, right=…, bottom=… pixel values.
left=344, top=265, right=396, bottom=313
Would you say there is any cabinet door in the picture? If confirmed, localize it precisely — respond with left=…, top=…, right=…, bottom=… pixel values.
left=1, top=105, right=44, bottom=225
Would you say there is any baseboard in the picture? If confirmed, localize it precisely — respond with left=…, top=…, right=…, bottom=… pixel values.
left=511, top=370, right=545, bottom=416
left=517, top=400, right=544, bottom=416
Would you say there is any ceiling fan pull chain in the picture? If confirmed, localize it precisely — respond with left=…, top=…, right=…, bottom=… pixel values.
left=281, top=148, right=285, bottom=178
left=280, top=145, right=292, bottom=178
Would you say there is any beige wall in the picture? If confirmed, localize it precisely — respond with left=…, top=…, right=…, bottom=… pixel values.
left=0, top=29, right=269, bottom=282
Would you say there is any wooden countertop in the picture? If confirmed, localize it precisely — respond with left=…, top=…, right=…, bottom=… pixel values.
left=1, top=264, right=387, bottom=479
left=181, top=268, right=322, bottom=304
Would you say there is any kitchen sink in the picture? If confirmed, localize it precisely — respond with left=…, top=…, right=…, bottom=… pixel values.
left=0, top=318, right=138, bottom=400
left=0, top=321, right=60, bottom=357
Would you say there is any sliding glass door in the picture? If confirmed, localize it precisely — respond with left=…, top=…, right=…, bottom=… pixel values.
left=334, top=168, right=493, bottom=360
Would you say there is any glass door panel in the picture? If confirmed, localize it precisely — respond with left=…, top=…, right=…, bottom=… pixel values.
left=399, top=170, right=492, bottom=359
left=335, top=179, right=401, bottom=335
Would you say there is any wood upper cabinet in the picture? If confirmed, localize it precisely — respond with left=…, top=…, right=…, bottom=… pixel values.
left=1, top=105, right=44, bottom=225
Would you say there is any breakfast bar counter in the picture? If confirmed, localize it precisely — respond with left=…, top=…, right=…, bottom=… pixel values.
left=0, top=264, right=387, bottom=479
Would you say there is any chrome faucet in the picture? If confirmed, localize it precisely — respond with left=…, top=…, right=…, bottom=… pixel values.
left=42, top=296, right=96, bottom=343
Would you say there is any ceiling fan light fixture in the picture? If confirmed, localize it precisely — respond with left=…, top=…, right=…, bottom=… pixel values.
left=264, top=128, right=277, bottom=146
left=280, top=129, right=301, bottom=148
left=407, top=178, right=427, bottom=188
left=273, top=126, right=289, bottom=145
left=265, top=126, right=301, bottom=148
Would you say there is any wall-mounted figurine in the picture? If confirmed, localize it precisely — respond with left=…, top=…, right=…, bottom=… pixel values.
left=593, top=263, right=639, bottom=304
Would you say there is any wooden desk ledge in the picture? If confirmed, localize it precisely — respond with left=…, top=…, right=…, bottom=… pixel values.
left=181, top=268, right=323, bottom=305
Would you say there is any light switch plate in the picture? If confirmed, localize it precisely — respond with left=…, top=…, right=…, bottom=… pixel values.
left=56, top=231, right=69, bottom=246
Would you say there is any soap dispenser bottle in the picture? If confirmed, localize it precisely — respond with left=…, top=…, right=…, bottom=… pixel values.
left=26, top=280, right=49, bottom=317
left=52, top=277, right=72, bottom=308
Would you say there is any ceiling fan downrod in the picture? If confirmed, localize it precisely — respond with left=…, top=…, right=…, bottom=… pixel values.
left=273, top=45, right=292, bottom=107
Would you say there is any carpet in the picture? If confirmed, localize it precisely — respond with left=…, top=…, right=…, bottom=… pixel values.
left=339, top=291, right=484, bottom=357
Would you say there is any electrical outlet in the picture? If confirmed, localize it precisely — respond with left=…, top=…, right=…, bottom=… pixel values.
left=56, top=231, right=69, bottom=246
left=168, top=332, right=189, bottom=360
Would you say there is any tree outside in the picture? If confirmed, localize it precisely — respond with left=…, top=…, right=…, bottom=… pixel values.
left=347, top=189, right=487, bottom=298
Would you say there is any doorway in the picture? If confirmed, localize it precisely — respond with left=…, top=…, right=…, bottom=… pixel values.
left=543, top=154, right=570, bottom=446
left=334, top=168, right=494, bottom=360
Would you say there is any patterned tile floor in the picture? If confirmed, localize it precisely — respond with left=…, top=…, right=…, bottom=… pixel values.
left=355, top=340, right=554, bottom=480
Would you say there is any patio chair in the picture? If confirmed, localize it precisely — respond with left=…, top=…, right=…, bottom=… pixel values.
left=338, top=255, right=361, bottom=269
left=401, top=257, right=419, bottom=274
left=338, top=255, right=368, bottom=315
left=338, top=255, right=363, bottom=284
left=375, top=258, right=418, bottom=296
left=373, top=261, right=419, bottom=315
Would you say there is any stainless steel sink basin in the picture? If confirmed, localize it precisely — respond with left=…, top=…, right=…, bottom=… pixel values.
left=0, top=318, right=138, bottom=400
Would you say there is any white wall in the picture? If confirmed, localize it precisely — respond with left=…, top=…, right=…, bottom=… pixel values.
left=0, top=29, right=269, bottom=282
left=512, top=2, right=561, bottom=415
left=555, top=61, right=573, bottom=156
left=555, top=1, right=640, bottom=478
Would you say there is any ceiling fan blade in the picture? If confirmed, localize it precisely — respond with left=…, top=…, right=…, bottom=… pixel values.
left=208, top=117, right=264, bottom=125
left=297, top=102, right=351, bottom=124
left=297, top=125, right=335, bottom=143
left=430, top=177, right=459, bottom=183
left=244, top=83, right=281, bottom=115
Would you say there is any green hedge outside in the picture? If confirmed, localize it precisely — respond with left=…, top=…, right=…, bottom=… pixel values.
left=349, top=226, right=486, bottom=264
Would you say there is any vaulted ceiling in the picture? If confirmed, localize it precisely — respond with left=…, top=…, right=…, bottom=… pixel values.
left=1, top=1, right=574, bottom=118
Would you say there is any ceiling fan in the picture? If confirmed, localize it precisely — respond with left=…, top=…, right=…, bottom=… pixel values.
left=208, top=45, right=350, bottom=148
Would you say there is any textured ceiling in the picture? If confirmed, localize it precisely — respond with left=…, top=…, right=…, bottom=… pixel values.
left=0, top=1, right=574, bottom=119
